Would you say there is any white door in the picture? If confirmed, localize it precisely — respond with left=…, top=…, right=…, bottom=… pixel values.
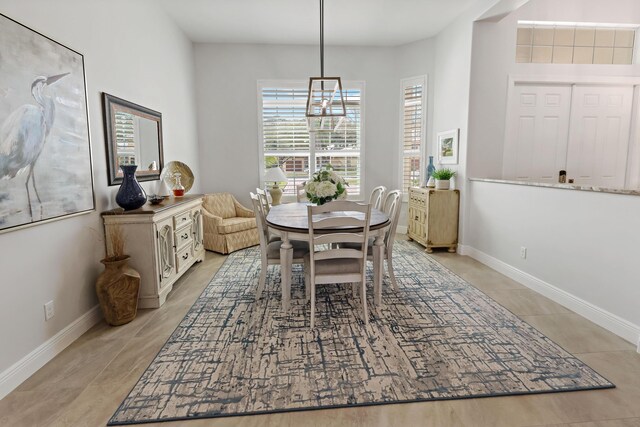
left=503, top=84, right=572, bottom=183
left=566, top=85, right=633, bottom=188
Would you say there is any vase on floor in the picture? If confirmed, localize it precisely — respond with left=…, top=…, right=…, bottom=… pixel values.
left=116, top=165, right=147, bottom=210
left=96, top=255, right=140, bottom=326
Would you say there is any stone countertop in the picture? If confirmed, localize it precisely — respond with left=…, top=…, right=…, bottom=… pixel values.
left=468, top=178, right=640, bottom=197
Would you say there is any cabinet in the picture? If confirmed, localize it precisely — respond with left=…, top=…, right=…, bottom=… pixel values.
left=102, top=195, right=205, bottom=308
left=407, top=187, right=459, bottom=253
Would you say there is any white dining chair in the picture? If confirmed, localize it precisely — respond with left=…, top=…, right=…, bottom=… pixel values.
left=304, top=200, right=372, bottom=328
left=296, top=181, right=308, bottom=202
left=341, top=189, right=402, bottom=291
left=255, top=187, right=282, bottom=242
left=250, top=192, right=308, bottom=300
left=369, top=186, right=386, bottom=210
left=255, top=187, right=270, bottom=214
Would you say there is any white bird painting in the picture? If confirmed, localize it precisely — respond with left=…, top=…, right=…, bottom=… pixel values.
left=0, top=14, right=94, bottom=233
left=0, top=73, right=69, bottom=219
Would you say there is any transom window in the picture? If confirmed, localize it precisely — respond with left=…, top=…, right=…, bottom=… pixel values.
left=259, top=81, right=364, bottom=198
left=517, top=21, right=638, bottom=65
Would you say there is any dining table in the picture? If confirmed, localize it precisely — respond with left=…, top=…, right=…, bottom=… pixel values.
left=266, top=202, right=390, bottom=311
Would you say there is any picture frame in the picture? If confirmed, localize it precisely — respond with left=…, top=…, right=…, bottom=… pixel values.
left=437, top=129, right=459, bottom=165
left=0, top=13, right=95, bottom=234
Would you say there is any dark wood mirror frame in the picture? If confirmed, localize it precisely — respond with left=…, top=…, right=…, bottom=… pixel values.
left=102, top=93, right=164, bottom=186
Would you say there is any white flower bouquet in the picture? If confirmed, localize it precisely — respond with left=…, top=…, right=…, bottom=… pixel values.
left=304, top=165, right=348, bottom=205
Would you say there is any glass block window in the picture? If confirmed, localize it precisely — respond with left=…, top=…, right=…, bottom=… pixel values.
left=516, top=22, right=637, bottom=65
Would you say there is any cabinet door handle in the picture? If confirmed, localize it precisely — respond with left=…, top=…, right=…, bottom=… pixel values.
left=415, top=216, right=419, bottom=220
left=182, top=233, right=189, bottom=239
left=182, top=253, right=189, bottom=260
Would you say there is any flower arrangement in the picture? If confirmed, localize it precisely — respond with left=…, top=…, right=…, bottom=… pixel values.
left=304, top=165, right=348, bottom=205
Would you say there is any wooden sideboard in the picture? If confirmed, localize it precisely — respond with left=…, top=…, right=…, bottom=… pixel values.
left=407, top=187, right=460, bottom=253
left=102, top=195, right=205, bottom=308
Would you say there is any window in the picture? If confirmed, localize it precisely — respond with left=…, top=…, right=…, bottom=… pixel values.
left=516, top=21, right=638, bottom=64
left=399, top=76, right=427, bottom=195
left=259, top=81, right=364, bottom=198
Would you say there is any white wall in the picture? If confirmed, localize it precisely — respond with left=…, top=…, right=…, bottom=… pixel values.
left=194, top=42, right=435, bottom=208
left=465, top=0, right=640, bottom=344
left=429, top=0, right=502, bottom=243
left=466, top=180, right=640, bottom=339
left=0, top=0, right=200, bottom=392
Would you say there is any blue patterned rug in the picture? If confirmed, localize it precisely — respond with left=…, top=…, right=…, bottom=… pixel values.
left=109, top=240, right=613, bottom=425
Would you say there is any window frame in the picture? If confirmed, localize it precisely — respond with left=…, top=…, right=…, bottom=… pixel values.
left=257, top=79, right=366, bottom=202
left=398, top=75, right=428, bottom=201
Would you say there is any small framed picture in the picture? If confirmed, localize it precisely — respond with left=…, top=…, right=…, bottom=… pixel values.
left=437, top=129, right=459, bottom=165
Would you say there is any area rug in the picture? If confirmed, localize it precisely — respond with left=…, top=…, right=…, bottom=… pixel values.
left=109, top=241, right=613, bottom=425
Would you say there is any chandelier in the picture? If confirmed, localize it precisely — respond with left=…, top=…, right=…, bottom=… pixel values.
left=305, top=0, right=346, bottom=132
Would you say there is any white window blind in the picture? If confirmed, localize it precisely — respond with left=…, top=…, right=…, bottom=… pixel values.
left=114, top=111, right=136, bottom=167
left=400, top=76, right=426, bottom=194
left=259, top=82, right=363, bottom=197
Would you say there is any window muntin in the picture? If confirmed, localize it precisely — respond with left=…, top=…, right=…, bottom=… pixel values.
left=516, top=22, right=637, bottom=65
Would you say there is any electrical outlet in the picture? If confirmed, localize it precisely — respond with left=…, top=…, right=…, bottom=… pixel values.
left=44, top=300, right=55, bottom=321
left=520, top=246, right=527, bottom=259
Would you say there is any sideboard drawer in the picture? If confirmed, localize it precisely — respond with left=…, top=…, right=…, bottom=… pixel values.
left=173, top=211, right=192, bottom=229
left=174, top=226, right=193, bottom=250
left=176, top=245, right=194, bottom=272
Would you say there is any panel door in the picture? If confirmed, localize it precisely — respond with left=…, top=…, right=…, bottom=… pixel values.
left=503, top=84, right=572, bottom=183
left=566, top=85, right=633, bottom=188
left=156, top=217, right=177, bottom=285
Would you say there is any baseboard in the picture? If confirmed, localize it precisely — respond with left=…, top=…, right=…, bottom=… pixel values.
left=397, top=225, right=408, bottom=235
left=458, top=245, right=640, bottom=349
left=0, top=305, right=102, bottom=400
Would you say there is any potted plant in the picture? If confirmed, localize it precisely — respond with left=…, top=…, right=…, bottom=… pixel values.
left=96, top=224, right=141, bottom=326
left=432, top=168, right=456, bottom=190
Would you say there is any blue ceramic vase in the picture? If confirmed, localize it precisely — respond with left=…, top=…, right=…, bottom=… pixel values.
left=116, top=165, right=147, bottom=210
left=427, top=155, right=436, bottom=178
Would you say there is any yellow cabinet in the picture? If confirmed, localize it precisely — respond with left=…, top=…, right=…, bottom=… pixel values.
left=407, top=187, right=460, bottom=253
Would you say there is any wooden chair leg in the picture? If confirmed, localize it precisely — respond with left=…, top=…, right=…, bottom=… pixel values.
left=387, top=257, right=399, bottom=292
left=304, top=264, right=310, bottom=302
left=352, top=282, right=357, bottom=298
left=360, top=280, right=368, bottom=325
left=310, top=280, right=316, bottom=329
left=256, top=261, right=267, bottom=300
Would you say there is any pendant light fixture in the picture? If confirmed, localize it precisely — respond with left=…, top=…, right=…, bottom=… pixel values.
left=306, top=0, right=346, bottom=132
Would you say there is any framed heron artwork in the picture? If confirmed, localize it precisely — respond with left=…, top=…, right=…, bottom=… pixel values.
left=0, top=13, right=95, bottom=234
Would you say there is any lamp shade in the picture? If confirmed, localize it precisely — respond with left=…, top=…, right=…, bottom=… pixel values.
left=263, top=166, right=288, bottom=184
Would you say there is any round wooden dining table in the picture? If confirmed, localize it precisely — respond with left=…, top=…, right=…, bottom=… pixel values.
left=266, top=202, right=390, bottom=311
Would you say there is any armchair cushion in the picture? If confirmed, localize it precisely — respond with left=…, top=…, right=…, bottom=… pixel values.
left=217, top=217, right=257, bottom=235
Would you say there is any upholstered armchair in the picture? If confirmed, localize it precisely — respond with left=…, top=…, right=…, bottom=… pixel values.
left=202, top=193, right=260, bottom=254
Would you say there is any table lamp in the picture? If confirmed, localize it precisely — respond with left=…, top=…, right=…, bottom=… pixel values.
left=263, top=167, right=288, bottom=205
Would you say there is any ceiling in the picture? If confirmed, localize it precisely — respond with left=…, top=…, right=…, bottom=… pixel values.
left=159, top=0, right=479, bottom=46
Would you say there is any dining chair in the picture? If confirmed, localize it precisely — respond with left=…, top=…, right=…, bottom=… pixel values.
left=369, top=186, right=386, bottom=210
left=296, top=181, right=308, bottom=202
left=250, top=192, right=308, bottom=300
left=340, top=189, right=402, bottom=291
left=255, top=187, right=270, bottom=214
left=255, top=187, right=282, bottom=242
left=304, top=200, right=372, bottom=328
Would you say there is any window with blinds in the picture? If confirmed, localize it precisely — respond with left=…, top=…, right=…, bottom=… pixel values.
left=400, top=76, right=426, bottom=195
left=259, top=83, right=363, bottom=197
left=114, top=111, right=137, bottom=167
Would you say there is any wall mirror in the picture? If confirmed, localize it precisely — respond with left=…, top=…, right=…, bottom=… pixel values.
left=102, top=93, right=164, bottom=185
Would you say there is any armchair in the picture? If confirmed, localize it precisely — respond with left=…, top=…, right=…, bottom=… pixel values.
left=202, top=193, right=260, bottom=254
